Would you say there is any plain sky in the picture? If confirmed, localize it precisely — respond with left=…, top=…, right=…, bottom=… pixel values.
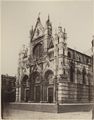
left=1, top=1, right=94, bottom=76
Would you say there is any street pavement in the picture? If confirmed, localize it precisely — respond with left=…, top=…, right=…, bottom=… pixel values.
left=2, top=107, right=93, bottom=120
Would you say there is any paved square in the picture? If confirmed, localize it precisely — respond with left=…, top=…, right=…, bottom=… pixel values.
left=3, top=108, right=92, bottom=120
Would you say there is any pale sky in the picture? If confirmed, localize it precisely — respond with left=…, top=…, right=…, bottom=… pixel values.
left=1, top=1, right=93, bottom=76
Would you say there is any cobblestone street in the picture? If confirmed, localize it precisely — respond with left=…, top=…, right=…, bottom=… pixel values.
left=3, top=108, right=92, bottom=120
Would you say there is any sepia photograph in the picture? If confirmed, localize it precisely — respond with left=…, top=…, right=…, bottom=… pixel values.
left=1, top=0, right=94, bottom=119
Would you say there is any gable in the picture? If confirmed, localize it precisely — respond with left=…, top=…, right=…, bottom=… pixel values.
left=32, top=20, right=44, bottom=40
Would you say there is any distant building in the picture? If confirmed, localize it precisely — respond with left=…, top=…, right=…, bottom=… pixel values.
left=1, top=74, right=16, bottom=102
left=16, top=16, right=94, bottom=103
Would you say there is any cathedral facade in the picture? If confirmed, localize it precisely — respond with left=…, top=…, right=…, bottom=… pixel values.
left=16, top=16, right=94, bottom=104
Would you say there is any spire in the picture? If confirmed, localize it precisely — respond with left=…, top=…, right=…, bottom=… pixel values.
left=38, top=12, right=40, bottom=17
left=48, top=14, right=50, bottom=22
left=46, top=14, right=51, bottom=25
left=63, top=28, right=67, bottom=40
left=37, top=12, right=41, bottom=22
left=45, top=14, right=52, bottom=36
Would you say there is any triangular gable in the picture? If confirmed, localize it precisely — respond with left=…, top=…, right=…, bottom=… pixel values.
left=32, top=18, right=44, bottom=40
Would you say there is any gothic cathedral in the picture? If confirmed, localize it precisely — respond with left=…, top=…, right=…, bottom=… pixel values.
left=16, top=16, right=94, bottom=104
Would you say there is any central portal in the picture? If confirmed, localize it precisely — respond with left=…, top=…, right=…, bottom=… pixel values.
left=48, top=87, right=53, bottom=103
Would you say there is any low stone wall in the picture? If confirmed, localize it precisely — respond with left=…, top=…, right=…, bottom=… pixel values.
left=9, top=103, right=58, bottom=113
left=58, top=104, right=93, bottom=113
left=9, top=102, right=93, bottom=113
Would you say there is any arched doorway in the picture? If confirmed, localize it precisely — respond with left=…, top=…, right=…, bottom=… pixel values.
left=21, top=75, right=29, bottom=102
left=48, top=87, right=54, bottom=103
left=44, top=70, right=54, bottom=103
left=30, top=71, right=41, bottom=102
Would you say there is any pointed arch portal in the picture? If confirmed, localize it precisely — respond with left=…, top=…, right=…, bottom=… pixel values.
left=44, top=70, right=54, bottom=103
left=21, top=75, right=29, bottom=102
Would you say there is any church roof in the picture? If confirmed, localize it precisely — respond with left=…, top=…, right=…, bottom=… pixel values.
left=68, top=47, right=92, bottom=58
